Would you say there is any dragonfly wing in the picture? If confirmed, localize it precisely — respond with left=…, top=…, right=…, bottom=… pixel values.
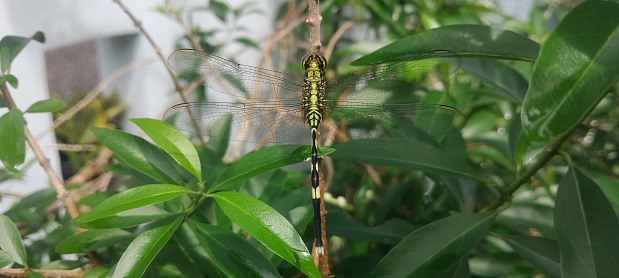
left=168, top=49, right=301, bottom=99
left=163, top=101, right=306, bottom=143
left=326, top=50, right=461, bottom=101
left=322, top=101, right=466, bottom=143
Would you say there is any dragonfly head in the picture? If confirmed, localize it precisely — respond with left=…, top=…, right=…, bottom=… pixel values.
left=302, top=53, right=327, bottom=72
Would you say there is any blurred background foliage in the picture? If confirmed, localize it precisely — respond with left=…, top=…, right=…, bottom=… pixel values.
left=1, top=0, right=618, bottom=277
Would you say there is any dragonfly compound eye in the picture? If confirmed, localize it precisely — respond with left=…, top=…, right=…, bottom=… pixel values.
left=302, top=53, right=327, bottom=71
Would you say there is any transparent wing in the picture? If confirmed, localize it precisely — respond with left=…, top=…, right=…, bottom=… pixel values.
left=326, top=50, right=461, bottom=101
left=322, top=101, right=466, bottom=143
left=168, top=49, right=301, bottom=100
left=162, top=101, right=306, bottom=143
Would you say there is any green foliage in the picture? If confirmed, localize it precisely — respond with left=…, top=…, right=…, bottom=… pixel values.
left=2, top=1, right=619, bottom=277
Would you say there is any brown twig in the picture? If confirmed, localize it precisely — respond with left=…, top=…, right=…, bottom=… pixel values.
left=323, top=20, right=355, bottom=61
left=306, top=0, right=323, bottom=54
left=1, top=82, right=97, bottom=276
left=0, top=268, right=83, bottom=278
left=112, top=0, right=206, bottom=146
left=0, top=84, right=81, bottom=221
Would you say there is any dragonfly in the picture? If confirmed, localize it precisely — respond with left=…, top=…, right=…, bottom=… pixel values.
left=163, top=49, right=466, bottom=255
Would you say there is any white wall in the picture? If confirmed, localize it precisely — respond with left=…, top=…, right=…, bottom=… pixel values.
left=0, top=0, right=279, bottom=212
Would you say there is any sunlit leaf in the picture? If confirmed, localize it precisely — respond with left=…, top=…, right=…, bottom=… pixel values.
left=212, top=192, right=320, bottom=278
left=516, top=1, right=619, bottom=166
left=112, top=214, right=184, bottom=278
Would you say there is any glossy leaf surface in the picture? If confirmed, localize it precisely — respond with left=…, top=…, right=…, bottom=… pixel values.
left=212, top=191, right=319, bottom=278
left=191, top=221, right=280, bottom=278
left=352, top=24, right=539, bottom=65
left=210, top=145, right=334, bottom=192
left=76, top=184, right=193, bottom=223
left=516, top=1, right=619, bottom=166
left=131, top=118, right=202, bottom=182
left=112, top=214, right=184, bottom=278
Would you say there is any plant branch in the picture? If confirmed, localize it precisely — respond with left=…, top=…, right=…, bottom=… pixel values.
left=306, top=0, right=322, bottom=54
left=112, top=0, right=206, bottom=146
left=0, top=84, right=81, bottom=221
left=0, top=268, right=82, bottom=278
left=484, top=133, right=570, bottom=211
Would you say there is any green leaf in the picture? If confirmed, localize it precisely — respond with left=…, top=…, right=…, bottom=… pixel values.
left=92, top=127, right=192, bottom=185
left=209, top=0, right=229, bottom=22
left=330, top=140, right=478, bottom=179
left=370, top=211, right=498, bottom=277
left=55, top=229, right=133, bottom=254
left=75, top=184, right=194, bottom=223
left=82, top=266, right=111, bottom=278
left=0, top=215, right=28, bottom=267
left=496, top=201, right=555, bottom=238
left=0, top=31, right=45, bottom=74
left=191, top=221, right=280, bottom=278
left=131, top=118, right=202, bottom=182
left=516, top=1, right=619, bottom=166
left=0, top=74, right=18, bottom=88
left=73, top=206, right=171, bottom=229
left=0, top=108, right=25, bottom=171
left=460, top=58, right=528, bottom=102
left=112, top=214, right=184, bottom=278
left=174, top=223, right=225, bottom=277
left=327, top=209, right=413, bottom=245
left=504, top=236, right=560, bottom=278
left=234, top=37, right=260, bottom=50
left=26, top=273, right=44, bottom=278
left=555, top=167, right=619, bottom=277
left=580, top=169, right=619, bottom=208
left=210, top=145, right=335, bottom=192
left=0, top=249, right=13, bottom=268
left=352, top=25, right=539, bottom=65
left=25, top=99, right=65, bottom=113
left=212, top=192, right=320, bottom=278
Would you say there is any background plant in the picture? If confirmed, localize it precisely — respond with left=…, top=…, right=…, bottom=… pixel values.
left=1, top=0, right=618, bottom=277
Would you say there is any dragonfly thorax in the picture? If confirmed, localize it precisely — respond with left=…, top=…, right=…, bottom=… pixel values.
left=302, top=53, right=327, bottom=129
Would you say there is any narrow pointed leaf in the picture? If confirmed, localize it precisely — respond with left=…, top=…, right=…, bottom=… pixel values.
left=352, top=25, right=539, bottom=65
left=0, top=109, right=25, bottom=171
left=516, top=1, right=619, bottom=166
left=131, top=118, right=202, bottom=181
left=92, top=127, right=192, bottom=185
left=330, top=140, right=478, bottom=179
left=174, top=223, right=225, bottom=277
left=191, top=221, right=280, bottom=278
left=75, top=184, right=194, bottom=223
left=461, top=58, right=528, bottom=102
left=0, top=215, right=28, bottom=266
left=55, top=229, right=133, bottom=254
left=25, top=99, right=65, bottom=113
left=112, top=214, right=184, bottom=278
left=370, top=211, right=498, bottom=277
left=210, top=145, right=335, bottom=192
left=504, top=236, right=560, bottom=278
left=555, top=167, right=619, bottom=277
left=74, top=206, right=171, bottom=229
left=212, top=192, right=320, bottom=278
